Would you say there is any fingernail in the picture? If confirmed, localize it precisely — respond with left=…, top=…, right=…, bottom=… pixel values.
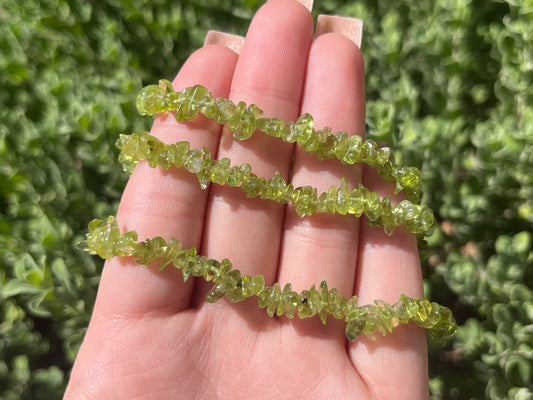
left=295, top=0, right=313, bottom=12
left=315, top=15, right=363, bottom=48
left=204, top=31, right=245, bottom=54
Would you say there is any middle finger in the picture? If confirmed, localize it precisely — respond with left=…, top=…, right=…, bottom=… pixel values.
left=201, top=0, right=314, bottom=288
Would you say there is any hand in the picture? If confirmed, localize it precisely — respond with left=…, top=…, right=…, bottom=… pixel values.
left=65, top=1, right=428, bottom=398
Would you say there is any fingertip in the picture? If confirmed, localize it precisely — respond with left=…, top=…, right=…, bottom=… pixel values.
left=171, top=44, right=238, bottom=97
left=204, top=31, right=245, bottom=55
left=315, top=14, right=363, bottom=48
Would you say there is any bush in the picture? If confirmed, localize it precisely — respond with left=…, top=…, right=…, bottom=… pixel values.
left=1, top=0, right=531, bottom=398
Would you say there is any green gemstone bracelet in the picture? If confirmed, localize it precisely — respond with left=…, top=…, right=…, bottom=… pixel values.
left=80, top=80, right=457, bottom=347
left=137, top=79, right=423, bottom=204
left=116, top=131, right=435, bottom=237
left=79, top=216, right=456, bottom=348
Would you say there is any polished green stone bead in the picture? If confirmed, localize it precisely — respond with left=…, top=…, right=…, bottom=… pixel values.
left=225, top=166, right=242, bottom=187
left=376, top=146, right=391, bottom=166
left=212, top=258, right=233, bottom=282
left=206, top=269, right=242, bottom=303
left=226, top=163, right=251, bottom=187
left=251, top=275, right=266, bottom=295
left=392, top=203, right=406, bottom=227
left=315, top=128, right=338, bottom=161
left=393, top=301, right=410, bottom=324
left=202, top=259, right=221, bottom=281
left=347, top=187, right=365, bottom=217
left=166, top=91, right=181, bottom=111
left=158, top=149, right=175, bottom=170
left=398, top=166, right=420, bottom=190
left=258, top=286, right=272, bottom=309
left=375, top=300, right=396, bottom=333
left=228, top=101, right=247, bottom=133
left=346, top=295, right=359, bottom=313
left=377, top=159, right=395, bottom=182
left=364, top=189, right=382, bottom=222
left=405, top=207, right=423, bottom=234
left=148, top=237, right=171, bottom=264
left=419, top=302, right=445, bottom=328
left=298, top=289, right=318, bottom=319
left=211, top=158, right=231, bottom=185
left=317, top=192, right=333, bottom=213
left=226, top=272, right=251, bottom=303
left=293, top=186, right=317, bottom=217
left=158, top=79, right=174, bottom=93
left=317, top=193, right=330, bottom=213
left=380, top=197, right=396, bottom=236
left=116, top=134, right=140, bottom=174
left=183, top=149, right=204, bottom=173
left=144, top=135, right=165, bottom=168
left=340, top=135, right=362, bottom=165
left=114, top=230, right=138, bottom=257
left=420, top=205, right=436, bottom=236
left=282, top=121, right=298, bottom=143
left=361, top=139, right=379, bottom=167
left=361, top=314, right=377, bottom=335
left=280, top=283, right=299, bottom=319
left=239, top=275, right=254, bottom=298
left=168, top=141, right=190, bottom=169
left=171, top=247, right=197, bottom=280
left=213, top=97, right=236, bottom=125
left=276, top=283, right=289, bottom=317
left=169, top=246, right=192, bottom=270
left=330, top=295, right=348, bottom=320
left=265, top=283, right=282, bottom=317
left=335, top=179, right=351, bottom=215
left=406, top=187, right=422, bottom=205
left=256, top=117, right=285, bottom=138
left=294, top=114, right=319, bottom=152
left=226, top=285, right=247, bottom=303
left=196, top=158, right=214, bottom=190
left=189, top=255, right=209, bottom=279
left=261, top=172, right=287, bottom=201
left=280, top=183, right=295, bottom=204
left=198, top=92, right=216, bottom=118
left=345, top=318, right=364, bottom=341
left=133, top=133, right=151, bottom=158
left=398, top=294, right=419, bottom=321
left=332, top=131, right=349, bottom=160
left=413, top=297, right=431, bottom=322
left=86, top=217, right=118, bottom=258
left=136, top=84, right=168, bottom=116
left=344, top=305, right=363, bottom=323
left=317, top=281, right=332, bottom=324
left=241, top=274, right=265, bottom=297
left=175, top=85, right=208, bottom=121
left=241, top=174, right=266, bottom=198
left=232, top=104, right=263, bottom=140
left=427, top=329, right=451, bottom=348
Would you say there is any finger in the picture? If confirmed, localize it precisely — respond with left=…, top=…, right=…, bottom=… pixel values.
left=91, top=41, right=240, bottom=319
left=200, top=0, right=314, bottom=289
left=277, top=21, right=365, bottom=341
left=349, top=166, right=429, bottom=398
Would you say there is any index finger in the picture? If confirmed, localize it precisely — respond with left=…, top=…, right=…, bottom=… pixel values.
left=92, top=43, right=238, bottom=319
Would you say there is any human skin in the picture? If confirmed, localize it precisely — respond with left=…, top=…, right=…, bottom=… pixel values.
left=64, top=0, right=428, bottom=398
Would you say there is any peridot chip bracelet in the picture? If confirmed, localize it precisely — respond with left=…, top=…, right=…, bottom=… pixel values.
left=79, top=80, right=457, bottom=347
left=79, top=216, right=456, bottom=348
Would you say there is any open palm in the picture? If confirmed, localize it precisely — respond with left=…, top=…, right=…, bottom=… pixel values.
left=65, top=1, right=428, bottom=398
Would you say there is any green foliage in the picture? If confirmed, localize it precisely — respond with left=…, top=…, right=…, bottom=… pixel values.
left=1, top=0, right=531, bottom=398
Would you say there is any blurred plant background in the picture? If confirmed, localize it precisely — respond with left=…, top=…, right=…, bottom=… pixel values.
left=0, top=0, right=531, bottom=398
